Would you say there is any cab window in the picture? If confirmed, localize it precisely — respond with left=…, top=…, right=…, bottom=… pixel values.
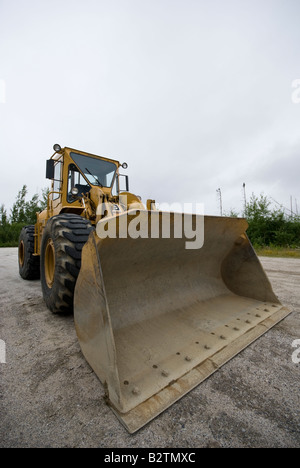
left=53, top=161, right=62, bottom=200
left=67, top=164, right=91, bottom=202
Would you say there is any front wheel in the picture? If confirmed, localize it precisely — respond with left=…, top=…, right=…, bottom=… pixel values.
left=40, top=214, right=94, bottom=314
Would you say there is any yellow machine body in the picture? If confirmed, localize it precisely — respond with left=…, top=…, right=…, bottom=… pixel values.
left=26, top=146, right=290, bottom=433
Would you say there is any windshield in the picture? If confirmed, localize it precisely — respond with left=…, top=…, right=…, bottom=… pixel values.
left=70, top=152, right=117, bottom=188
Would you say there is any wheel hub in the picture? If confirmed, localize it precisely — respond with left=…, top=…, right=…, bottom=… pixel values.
left=19, top=240, right=25, bottom=267
left=45, top=239, right=55, bottom=289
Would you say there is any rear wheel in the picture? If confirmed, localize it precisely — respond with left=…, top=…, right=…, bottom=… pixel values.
left=40, top=214, right=94, bottom=314
left=18, top=225, right=40, bottom=280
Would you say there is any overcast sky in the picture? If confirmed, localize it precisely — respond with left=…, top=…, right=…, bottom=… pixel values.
left=0, top=0, right=299, bottom=216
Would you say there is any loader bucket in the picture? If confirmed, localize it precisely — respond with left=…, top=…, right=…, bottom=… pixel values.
left=74, top=210, right=290, bottom=433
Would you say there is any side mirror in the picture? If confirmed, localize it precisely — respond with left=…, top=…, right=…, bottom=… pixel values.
left=118, top=174, right=129, bottom=192
left=46, top=159, right=55, bottom=180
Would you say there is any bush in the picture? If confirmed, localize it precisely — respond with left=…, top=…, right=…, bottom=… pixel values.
left=0, top=223, right=27, bottom=247
left=0, top=185, right=49, bottom=247
left=245, top=193, right=300, bottom=248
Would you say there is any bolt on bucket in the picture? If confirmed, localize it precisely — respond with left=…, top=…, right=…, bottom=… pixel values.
left=74, top=210, right=290, bottom=433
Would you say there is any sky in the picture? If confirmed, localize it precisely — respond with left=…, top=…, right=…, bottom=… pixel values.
left=0, top=0, right=300, bottom=216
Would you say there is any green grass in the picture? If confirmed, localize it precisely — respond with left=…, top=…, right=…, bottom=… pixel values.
left=0, top=242, right=19, bottom=247
left=255, top=246, right=300, bottom=258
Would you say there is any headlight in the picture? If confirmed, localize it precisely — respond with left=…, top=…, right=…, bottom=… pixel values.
left=71, top=187, right=79, bottom=196
left=53, top=144, right=62, bottom=152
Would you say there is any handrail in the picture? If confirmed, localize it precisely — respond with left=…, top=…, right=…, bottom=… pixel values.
left=47, top=191, right=63, bottom=218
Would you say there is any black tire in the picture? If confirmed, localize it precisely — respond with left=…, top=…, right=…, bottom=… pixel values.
left=18, top=225, right=40, bottom=280
left=40, top=214, right=94, bottom=315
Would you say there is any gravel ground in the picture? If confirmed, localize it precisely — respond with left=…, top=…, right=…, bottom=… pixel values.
left=0, top=248, right=299, bottom=448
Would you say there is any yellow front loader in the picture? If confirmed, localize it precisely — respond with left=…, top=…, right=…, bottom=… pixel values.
left=18, top=144, right=290, bottom=433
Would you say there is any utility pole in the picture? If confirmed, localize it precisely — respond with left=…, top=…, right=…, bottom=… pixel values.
left=216, top=188, right=223, bottom=216
left=290, top=195, right=293, bottom=218
left=243, top=182, right=247, bottom=216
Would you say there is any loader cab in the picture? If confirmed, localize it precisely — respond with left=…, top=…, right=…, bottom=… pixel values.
left=46, top=146, right=121, bottom=217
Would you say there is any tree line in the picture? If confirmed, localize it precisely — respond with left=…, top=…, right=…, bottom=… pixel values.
left=228, top=193, right=300, bottom=248
left=0, top=186, right=49, bottom=247
left=0, top=187, right=299, bottom=248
